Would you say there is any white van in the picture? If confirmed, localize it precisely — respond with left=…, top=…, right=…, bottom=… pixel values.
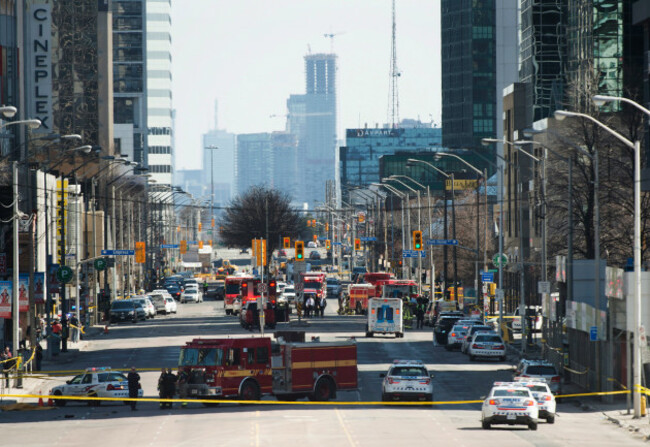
left=366, top=298, right=403, bottom=338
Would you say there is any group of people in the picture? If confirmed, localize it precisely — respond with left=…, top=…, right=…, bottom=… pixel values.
left=158, top=367, right=189, bottom=409
left=303, top=293, right=326, bottom=318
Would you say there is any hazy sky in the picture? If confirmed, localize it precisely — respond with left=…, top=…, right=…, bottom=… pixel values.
left=171, top=0, right=440, bottom=170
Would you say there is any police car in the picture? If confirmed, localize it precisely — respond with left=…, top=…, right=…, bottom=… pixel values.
left=481, top=381, right=539, bottom=430
left=50, top=367, right=143, bottom=406
left=515, top=377, right=556, bottom=423
left=380, top=360, right=434, bottom=402
left=467, top=331, right=506, bottom=362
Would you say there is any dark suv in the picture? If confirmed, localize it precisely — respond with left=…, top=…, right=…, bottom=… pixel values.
left=109, top=300, right=146, bottom=324
left=433, top=313, right=465, bottom=345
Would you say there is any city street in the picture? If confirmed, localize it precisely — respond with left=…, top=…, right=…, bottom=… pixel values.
left=1, top=299, right=644, bottom=447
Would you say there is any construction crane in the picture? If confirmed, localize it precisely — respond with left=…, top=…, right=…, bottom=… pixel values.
left=388, top=0, right=400, bottom=128
left=323, top=32, right=345, bottom=53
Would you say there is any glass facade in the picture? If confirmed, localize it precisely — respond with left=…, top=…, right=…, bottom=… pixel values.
left=441, top=0, right=496, bottom=149
left=339, top=125, right=442, bottom=198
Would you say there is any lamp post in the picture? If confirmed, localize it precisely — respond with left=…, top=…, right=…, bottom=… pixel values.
left=556, top=103, right=643, bottom=416
left=373, top=183, right=406, bottom=277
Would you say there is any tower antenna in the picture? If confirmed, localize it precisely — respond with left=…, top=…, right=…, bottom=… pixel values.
left=388, top=0, right=400, bottom=128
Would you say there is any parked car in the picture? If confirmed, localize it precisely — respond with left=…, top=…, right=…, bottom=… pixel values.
left=164, top=297, right=177, bottom=314
left=109, top=300, right=146, bottom=324
left=131, top=296, right=155, bottom=319
left=481, top=381, right=538, bottom=430
left=164, top=284, right=182, bottom=300
left=180, top=288, right=202, bottom=303
left=326, top=277, right=342, bottom=299
left=50, top=367, right=143, bottom=407
left=461, top=325, right=495, bottom=354
left=149, top=294, right=168, bottom=315
left=513, top=359, right=562, bottom=394
left=467, top=332, right=506, bottom=362
left=380, top=360, right=434, bottom=402
left=433, top=314, right=465, bottom=345
left=309, top=250, right=321, bottom=260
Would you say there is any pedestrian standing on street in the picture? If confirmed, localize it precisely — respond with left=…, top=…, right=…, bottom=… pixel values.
left=70, top=314, right=79, bottom=343
left=1, top=346, right=12, bottom=388
left=306, top=294, right=315, bottom=318
left=415, top=299, right=425, bottom=329
left=159, top=368, right=177, bottom=409
left=35, top=344, right=43, bottom=371
left=318, top=296, right=326, bottom=318
left=177, top=368, right=189, bottom=408
left=127, top=366, right=141, bottom=411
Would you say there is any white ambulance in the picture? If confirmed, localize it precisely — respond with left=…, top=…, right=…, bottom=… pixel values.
left=365, top=297, right=404, bottom=338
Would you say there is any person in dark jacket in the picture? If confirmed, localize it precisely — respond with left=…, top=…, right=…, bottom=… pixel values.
left=127, top=366, right=141, bottom=411
left=159, top=368, right=177, bottom=409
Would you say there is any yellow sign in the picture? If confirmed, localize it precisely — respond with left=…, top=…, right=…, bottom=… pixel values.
left=199, top=241, right=204, bottom=249
left=180, top=240, right=187, bottom=254
left=445, top=179, right=478, bottom=190
left=135, top=242, right=146, bottom=264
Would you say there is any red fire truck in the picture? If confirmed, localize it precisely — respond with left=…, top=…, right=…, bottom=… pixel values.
left=224, top=275, right=254, bottom=315
left=178, top=337, right=358, bottom=402
left=348, top=283, right=375, bottom=315
left=380, top=279, right=419, bottom=299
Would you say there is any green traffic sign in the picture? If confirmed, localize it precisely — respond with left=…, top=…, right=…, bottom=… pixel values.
left=56, top=266, right=74, bottom=284
left=94, top=258, right=107, bottom=271
left=492, top=253, right=508, bottom=268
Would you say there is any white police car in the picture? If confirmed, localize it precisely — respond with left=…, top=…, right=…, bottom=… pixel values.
left=380, top=360, right=434, bottom=402
left=481, top=381, right=539, bottom=430
left=50, top=367, right=142, bottom=406
left=515, top=377, right=556, bottom=423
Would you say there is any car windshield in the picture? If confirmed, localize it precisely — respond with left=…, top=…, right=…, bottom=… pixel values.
left=185, top=289, right=197, bottom=294
left=225, top=283, right=241, bottom=294
left=451, top=325, right=466, bottom=332
left=327, top=279, right=339, bottom=285
left=179, top=347, right=223, bottom=366
left=475, top=335, right=501, bottom=343
left=390, top=367, right=427, bottom=377
left=112, top=302, right=132, bottom=310
left=493, top=389, right=530, bottom=397
left=526, top=365, right=557, bottom=375
left=284, top=287, right=295, bottom=293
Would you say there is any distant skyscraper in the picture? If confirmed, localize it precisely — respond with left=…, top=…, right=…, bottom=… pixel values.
left=288, top=53, right=337, bottom=208
left=235, top=133, right=273, bottom=196
left=202, top=101, right=236, bottom=206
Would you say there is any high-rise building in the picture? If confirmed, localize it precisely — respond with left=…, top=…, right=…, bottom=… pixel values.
left=339, top=121, right=442, bottom=200
left=112, top=0, right=173, bottom=186
left=202, top=102, right=236, bottom=207
left=113, top=0, right=146, bottom=165
left=288, top=53, right=337, bottom=207
left=145, top=0, right=173, bottom=186
left=440, top=0, right=518, bottom=150
left=235, top=133, right=273, bottom=196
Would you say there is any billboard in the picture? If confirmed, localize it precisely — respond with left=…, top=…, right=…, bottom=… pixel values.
left=0, top=281, right=12, bottom=318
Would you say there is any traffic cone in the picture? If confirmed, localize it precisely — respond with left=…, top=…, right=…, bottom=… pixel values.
left=47, top=397, right=54, bottom=406
left=37, top=391, right=44, bottom=407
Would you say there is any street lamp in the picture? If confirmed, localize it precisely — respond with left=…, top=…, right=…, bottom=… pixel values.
left=557, top=102, right=643, bottom=416
left=0, top=118, right=41, bottom=130
left=0, top=105, right=17, bottom=118
left=372, top=182, right=406, bottom=277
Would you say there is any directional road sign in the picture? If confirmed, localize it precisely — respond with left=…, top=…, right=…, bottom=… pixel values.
left=480, top=272, right=494, bottom=283
left=360, top=237, right=377, bottom=242
left=427, top=239, right=459, bottom=246
left=101, top=250, right=135, bottom=256
left=161, top=244, right=179, bottom=249
left=332, top=242, right=343, bottom=246
left=402, top=250, right=427, bottom=258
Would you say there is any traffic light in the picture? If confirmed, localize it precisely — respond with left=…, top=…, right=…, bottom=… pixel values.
left=268, top=280, right=277, bottom=303
left=325, top=223, right=329, bottom=232
left=306, top=220, right=311, bottom=227
left=354, top=238, right=361, bottom=251
left=325, top=239, right=331, bottom=250
left=283, top=237, right=290, bottom=249
left=295, top=241, right=304, bottom=261
left=180, top=240, right=187, bottom=254
left=135, top=242, right=145, bottom=264
left=199, top=241, right=204, bottom=249
left=198, top=222, right=202, bottom=232
left=413, top=230, right=423, bottom=250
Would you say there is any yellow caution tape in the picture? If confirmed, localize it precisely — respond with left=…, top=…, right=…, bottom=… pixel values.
left=68, top=324, right=85, bottom=334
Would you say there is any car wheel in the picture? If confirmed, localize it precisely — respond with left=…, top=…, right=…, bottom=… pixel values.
left=481, top=420, right=491, bottom=430
left=546, top=415, right=555, bottom=424
left=310, top=377, right=335, bottom=401
left=132, top=318, right=137, bottom=324
left=528, top=421, right=537, bottom=431
left=54, top=390, right=66, bottom=407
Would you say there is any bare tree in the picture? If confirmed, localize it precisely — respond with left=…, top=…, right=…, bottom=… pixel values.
left=218, top=186, right=302, bottom=255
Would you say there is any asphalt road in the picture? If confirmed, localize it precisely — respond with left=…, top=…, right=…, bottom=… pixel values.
left=1, top=299, right=644, bottom=447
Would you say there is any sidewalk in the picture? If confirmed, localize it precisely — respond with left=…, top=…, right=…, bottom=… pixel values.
left=0, top=324, right=104, bottom=405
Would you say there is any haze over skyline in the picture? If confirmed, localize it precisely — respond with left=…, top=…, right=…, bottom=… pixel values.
left=171, top=0, right=440, bottom=171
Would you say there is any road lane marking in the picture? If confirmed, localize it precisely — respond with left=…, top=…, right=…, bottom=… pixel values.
left=335, top=408, right=356, bottom=447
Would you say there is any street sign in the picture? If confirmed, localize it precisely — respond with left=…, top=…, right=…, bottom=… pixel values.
left=427, top=239, right=459, bottom=246
left=492, top=253, right=508, bottom=267
left=480, top=272, right=494, bottom=283
left=360, top=237, right=377, bottom=242
left=101, top=250, right=135, bottom=256
left=258, top=283, right=268, bottom=293
left=589, top=326, right=598, bottom=342
left=160, top=244, right=179, bottom=249
left=295, top=283, right=304, bottom=292
left=56, top=266, right=73, bottom=283
left=332, top=242, right=343, bottom=245
left=402, top=250, right=426, bottom=258
left=538, top=281, right=551, bottom=294
left=93, top=258, right=107, bottom=271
